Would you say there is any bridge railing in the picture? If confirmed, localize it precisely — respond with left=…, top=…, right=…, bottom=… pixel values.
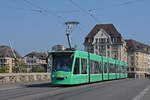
left=0, top=73, right=51, bottom=84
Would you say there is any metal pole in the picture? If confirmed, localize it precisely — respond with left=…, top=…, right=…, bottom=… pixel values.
left=65, top=21, right=79, bottom=49
left=66, top=24, right=72, bottom=48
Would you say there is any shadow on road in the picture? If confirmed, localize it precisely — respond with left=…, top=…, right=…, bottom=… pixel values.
left=25, top=82, right=87, bottom=88
left=24, top=83, right=77, bottom=88
left=25, top=82, right=57, bottom=88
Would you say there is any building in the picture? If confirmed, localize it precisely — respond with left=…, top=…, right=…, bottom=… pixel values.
left=126, top=39, right=150, bottom=78
left=23, top=52, right=48, bottom=72
left=148, top=53, right=150, bottom=78
left=0, top=45, right=21, bottom=73
left=84, top=24, right=127, bottom=62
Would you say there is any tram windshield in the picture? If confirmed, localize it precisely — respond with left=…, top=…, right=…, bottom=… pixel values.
left=52, top=52, right=74, bottom=72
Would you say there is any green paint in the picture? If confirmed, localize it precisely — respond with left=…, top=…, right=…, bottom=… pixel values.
left=51, top=50, right=127, bottom=85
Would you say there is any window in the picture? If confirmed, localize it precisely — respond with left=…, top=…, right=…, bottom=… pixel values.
left=90, top=61, right=100, bottom=74
left=88, top=39, right=91, bottom=43
left=95, top=46, right=98, bottom=50
left=131, top=56, right=134, bottom=61
left=113, top=64, right=115, bottom=73
left=120, top=66, right=124, bottom=73
left=81, top=59, right=87, bottom=74
left=131, top=67, right=134, bottom=71
left=99, top=38, right=101, bottom=43
left=136, top=62, right=138, bottom=65
left=127, top=67, right=129, bottom=71
left=90, top=61, right=94, bottom=74
left=101, top=45, right=105, bottom=50
left=109, top=64, right=113, bottom=73
left=95, top=61, right=100, bottom=74
left=116, top=64, right=119, bottom=73
left=107, top=45, right=110, bottom=49
left=136, top=56, right=138, bottom=61
left=104, top=63, right=107, bottom=73
left=107, top=51, right=110, bottom=57
left=101, top=38, right=106, bottom=43
left=74, top=58, right=80, bottom=74
left=122, top=66, right=126, bottom=73
left=107, top=38, right=109, bottom=43
left=99, top=62, right=102, bottom=73
left=95, top=38, right=98, bottom=43
left=52, top=52, right=74, bottom=72
left=95, top=52, right=98, bottom=55
left=115, top=38, right=118, bottom=42
left=109, top=64, right=115, bottom=73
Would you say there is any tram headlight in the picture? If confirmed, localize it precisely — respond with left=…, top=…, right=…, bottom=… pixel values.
left=66, top=74, right=70, bottom=78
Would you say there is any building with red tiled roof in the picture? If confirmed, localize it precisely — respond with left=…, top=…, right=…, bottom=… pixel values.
left=126, top=39, right=150, bottom=78
left=0, top=45, right=21, bottom=73
left=23, top=51, right=48, bottom=72
left=84, top=24, right=127, bottom=62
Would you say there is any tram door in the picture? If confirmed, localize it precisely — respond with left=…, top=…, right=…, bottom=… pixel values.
left=73, top=58, right=80, bottom=84
left=81, top=58, right=88, bottom=83
left=73, top=57, right=88, bottom=84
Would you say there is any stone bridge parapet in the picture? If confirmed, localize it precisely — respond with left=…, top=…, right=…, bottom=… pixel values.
left=0, top=73, right=51, bottom=84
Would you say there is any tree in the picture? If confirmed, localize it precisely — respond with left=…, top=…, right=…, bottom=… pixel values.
left=0, top=66, right=9, bottom=73
left=12, top=59, right=27, bottom=73
left=31, top=66, right=45, bottom=73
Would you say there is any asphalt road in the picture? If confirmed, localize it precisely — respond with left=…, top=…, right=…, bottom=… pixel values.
left=0, top=79, right=150, bottom=100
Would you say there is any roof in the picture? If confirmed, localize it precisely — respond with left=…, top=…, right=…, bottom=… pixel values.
left=125, top=39, right=150, bottom=53
left=24, top=51, right=47, bottom=60
left=0, top=45, right=21, bottom=58
left=85, top=24, right=121, bottom=38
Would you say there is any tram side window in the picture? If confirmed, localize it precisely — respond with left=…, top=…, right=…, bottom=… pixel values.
left=109, top=64, right=113, bottom=73
left=73, top=58, right=80, bottom=74
left=120, top=66, right=123, bottom=73
left=122, top=66, right=124, bottom=73
left=90, top=61, right=94, bottom=74
left=90, top=61, right=99, bottom=74
left=81, top=59, right=87, bottom=74
left=124, top=66, right=127, bottom=73
left=99, top=62, right=102, bottom=73
left=104, top=63, right=107, bottom=73
left=113, top=64, right=115, bottom=73
left=122, top=66, right=126, bottom=74
left=94, top=61, right=100, bottom=74
left=116, top=64, right=119, bottom=73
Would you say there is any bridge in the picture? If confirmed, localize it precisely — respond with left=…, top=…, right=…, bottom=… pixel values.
left=0, top=78, right=150, bottom=100
left=0, top=73, right=51, bottom=84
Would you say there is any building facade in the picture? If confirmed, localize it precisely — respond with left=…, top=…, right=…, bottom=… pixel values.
left=126, top=39, right=150, bottom=78
left=147, top=52, right=150, bottom=77
left=23, top=52, right=48, bottom=72
left=84, top=24, right=127, bottom=62
left=0, top=45, right=20, bottom=73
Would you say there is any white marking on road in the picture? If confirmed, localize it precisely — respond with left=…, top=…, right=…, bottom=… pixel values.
left=0, top=86, right=21, bottom=91
left=133, top=84, right=150, bottom=100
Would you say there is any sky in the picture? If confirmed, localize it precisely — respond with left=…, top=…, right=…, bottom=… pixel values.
left=0, top=0, right=150, bottom=56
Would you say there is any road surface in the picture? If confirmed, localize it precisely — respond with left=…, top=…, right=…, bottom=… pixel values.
left=0, top=79, right=150, bottom=100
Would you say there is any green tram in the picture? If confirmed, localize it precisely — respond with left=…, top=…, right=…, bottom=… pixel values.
left=50, top=49, right=127, bottom=85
